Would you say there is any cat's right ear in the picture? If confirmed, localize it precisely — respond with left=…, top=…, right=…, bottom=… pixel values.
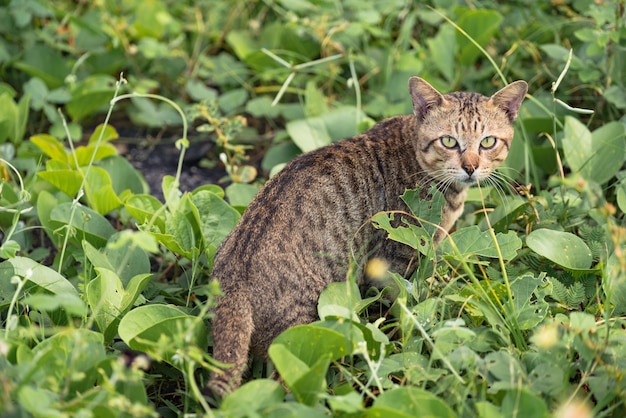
left=408, top=76, right=445, bottom=121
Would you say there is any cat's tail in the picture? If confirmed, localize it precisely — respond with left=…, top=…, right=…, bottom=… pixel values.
left=207, top=288, right=254, bottom=397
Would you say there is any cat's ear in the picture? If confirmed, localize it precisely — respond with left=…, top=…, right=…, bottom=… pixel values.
left=490, top=80, right=528, bottom=122
left=408, top=76, right=445, bottom=120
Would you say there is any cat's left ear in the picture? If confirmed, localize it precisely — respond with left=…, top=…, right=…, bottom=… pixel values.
left=490, top=81, right=528, bottom=122
left=408, top=76, right=445, bottom=121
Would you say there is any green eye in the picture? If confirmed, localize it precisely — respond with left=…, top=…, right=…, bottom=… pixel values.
left=480, top=136, right=497, bottom=149
left=440, top=136, right=458, bottom=148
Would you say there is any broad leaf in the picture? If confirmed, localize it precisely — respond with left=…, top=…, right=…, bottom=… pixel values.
left=509, top=273, right=550, bottom=330
left=37, top=169, right=83, bottom=197
left=190, top=189, right=241, bottom=248
left=49, top=202, right=116, bottom=248
left=501, top=388, right=548, bottom=418
left=86, top=267, right=152, bottom=342
left=456, top=9, right=503, bottom=66
left=366, top=387, right=457, bottom=418
left=562, top=117, right=626, bottom=184
left=83, top=166, right=123, bottom=214
left=526, top=229, right=592, bottom=270
left=440, top=226, right=522, bottom=260
left=118, top=304, right=207, bottom=367
left=30, top=134, right=68, bottom=163
left=286, top=117, right=332, bottom=152
left=125, top=194, right=166, bottom=231
left=0, top=256, right=77, bottom=296
left=73, top=143, right=117, bottom=167
left=88, top=123, right=119, bottom=144
left=220, top=380, right=285, bottom=414
left=317, top=281, right=362, bottom=321
left=371, top=212, right=432, bottom=255
left=66, top=75, right=116, bottom=120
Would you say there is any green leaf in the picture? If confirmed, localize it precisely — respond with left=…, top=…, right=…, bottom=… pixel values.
left=88, top=123, right=119, bottom=144
left=322, top=106, right=367, bottom=141
left=0, top=92, right=30, bottom=144
left=0, top=239, right=20, bottom=258
left=118, top=304, right=206, bottom=367
left=98, top=155, right=148, bottom=195
left=269, top=324, right=352, bottom=404
left=372, top=212, right=432, bottom=255
left=66, top=75, right=116, bottom=120
left=86, top=267, right=126, bottom=340
left=191, top=189, right=241, bottom=248
left=367, top=387, right=457, bottom=418
left=604, top=254, right=626, bottom=315
left=125, top=194, right=166, bottom=231
left=0, top=256, right=78, bottom=296
left=245, top=96, right=281, bottom=118
left=49, top=202, right=116, bottom=248
left=130, top=0, right=176, bottom=39
left=270, top=324, right=351, bottom=369
left=604, top=85, right=626, bottom=109
left=456, top=9, right=503, bottom=66
left=30, top=134, right=68, bottom=163
left=37, top=169, right=83, bottom=197
left=218, top=88, right=248, bottom=114
left=401, top=186, right=445, bottom=235
left=440, top=226, right=522, bottom=260
left=220, top=380, right=285, bottom=415
left=509, top=273, right=549, bottom=330
left=162, top=175, right=180, bottom=210
left=317, top=281, right=361, bottom=321
left=617, top=177, right=626, bottom=214
left=84, top=234, right=151, bottom=285
left=286, top=117, right=332, bottom=152
left=263, top=402, right=330, bottom=418
left=526, top=229, right=593, bottom=270
left=562, top=117, right=626, bottom=184
left=501, top=388, right=548, bottom=418
left=83, top=166, right=123, bottom=214
left=73, top=143, right=117, bottom=166
left=304, top=80, right=329, bottom=117
left=86, top=267, right=152, bottom=342
left=129, top=96, right=182, bottom=127
left=13, top=44, right=68, bottom=88
left=225, top=183, right=259, bottom=208
left=427, top=25, right=456, bottom=82
left=22, top=293, right=86, bottom=317
left=17, top=387, right=59, bottom=418
left=30, top=328, right=106, bottom=392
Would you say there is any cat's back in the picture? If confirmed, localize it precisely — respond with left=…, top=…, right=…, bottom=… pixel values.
left=211, top=115, right=417, bottom=288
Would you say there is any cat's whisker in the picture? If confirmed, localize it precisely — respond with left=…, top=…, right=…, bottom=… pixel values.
left=482, top=176, right=508, bottom=205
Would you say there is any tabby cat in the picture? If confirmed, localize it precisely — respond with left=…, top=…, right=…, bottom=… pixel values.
left=208, top=76, right=528, bottom=396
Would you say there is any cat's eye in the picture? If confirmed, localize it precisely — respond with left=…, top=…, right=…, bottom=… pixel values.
left=480, top=136, right=497, bottom=149
left=440, top=136, right=458, bottom=148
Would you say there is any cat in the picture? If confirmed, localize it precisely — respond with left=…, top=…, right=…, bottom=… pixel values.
left=207, top=76, right=528, bottom=396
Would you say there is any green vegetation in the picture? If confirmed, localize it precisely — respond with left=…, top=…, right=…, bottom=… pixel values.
left=1, top=0, right=625, bottom=416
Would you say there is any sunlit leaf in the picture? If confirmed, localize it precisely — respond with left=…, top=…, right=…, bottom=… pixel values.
left=30, top=134, right=68, bottom=163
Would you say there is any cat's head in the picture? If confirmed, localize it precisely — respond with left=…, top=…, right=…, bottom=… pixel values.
left=408, top=76, right=528, bottom=189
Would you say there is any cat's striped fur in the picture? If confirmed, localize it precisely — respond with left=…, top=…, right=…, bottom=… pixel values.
left=208, top=77, right=528, bottom=396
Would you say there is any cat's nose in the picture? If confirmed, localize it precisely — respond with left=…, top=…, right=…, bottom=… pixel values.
left=462, top=163, right=476, bottom=175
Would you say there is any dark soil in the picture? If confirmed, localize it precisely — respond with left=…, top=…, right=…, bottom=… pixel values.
left=120, top=137, right=226, bottom=200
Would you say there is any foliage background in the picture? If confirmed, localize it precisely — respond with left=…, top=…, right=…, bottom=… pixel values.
left=0, top=0, right=625, bottom=416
